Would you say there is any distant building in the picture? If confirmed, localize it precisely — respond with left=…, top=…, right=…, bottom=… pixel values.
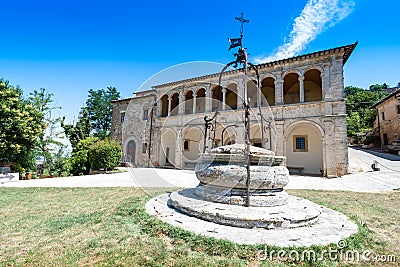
left=372, top=88, right=400, bottom=145
left=111, top=43, right=358, bottom=177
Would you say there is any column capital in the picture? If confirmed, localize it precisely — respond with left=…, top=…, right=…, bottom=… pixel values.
left=298, top=75, right=305, bottom=81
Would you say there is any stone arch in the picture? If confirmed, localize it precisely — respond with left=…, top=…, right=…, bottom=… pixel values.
left=170, top=92, right=179, bottom=116
left=123, top=137, right=137, bottom=165
left=196, top=88, right=206, bottom=113
left=302, top=66, right=324, bottom=75
left=211, top=85, right=222, bottom=111
left=209, top=123, right=236, bottom=148
left=247, top=80, right=258, bottom=108
left=284, top=120, right=324, bottom=175
left=260, top=73, right=277, bottom=81
left=283, top=72, right=300, bottom=104
left=160, top=94, right=168, bottom=117
left=226, top=83, right=238, bottom=110
left=184, top=90, right=194, bottom=114
left=181, top=127, right=204, bottom=166
left=304, top=69, right=322, bottom=102
left=159, top=128, right=177, bottom=167
left=282, top=70, right=302, bottom=79
left=261, top=77, right=275, bottom=106
left=220, top=124, right=238, bottom=146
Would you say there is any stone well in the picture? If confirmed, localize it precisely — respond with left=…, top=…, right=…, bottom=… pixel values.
left=167, top=144, right=323, bottom=229
left=146, top=144, right=358, bottom=245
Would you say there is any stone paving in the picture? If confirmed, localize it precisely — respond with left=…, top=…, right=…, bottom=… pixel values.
left=2, top=165, right=399, bottom=192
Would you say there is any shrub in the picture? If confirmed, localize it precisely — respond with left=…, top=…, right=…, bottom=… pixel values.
left=88, top=140, right=122, bottom=171
left=70, top=137, right=99, bottom=175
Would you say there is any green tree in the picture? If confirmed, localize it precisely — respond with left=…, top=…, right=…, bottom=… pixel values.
left=69, top=137, right=99, bottom=176
left=86, top=87, right=120, bottom=139
left=345, top=84, right=389, bottom=137
left=0, top=79, right=44, bottom=170
left=88, top=140, right=122, bottom=171
left=29, top=88, right=64, bottom=173
left=49, top=143, right=71, bottom=177
left=61, top=107, right=92, bottom=149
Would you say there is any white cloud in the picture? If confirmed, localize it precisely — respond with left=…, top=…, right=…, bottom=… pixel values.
left=254, top=0, right=356, bottom=64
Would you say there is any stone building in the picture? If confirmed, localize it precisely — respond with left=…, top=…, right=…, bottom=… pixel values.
left=372, top=88, right=400, bottom=145
left=111, top=42, right=357, bottom=177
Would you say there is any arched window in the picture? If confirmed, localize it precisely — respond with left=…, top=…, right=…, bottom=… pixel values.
left=247, top=80, right=258, bottom=108
left=160, top=94, right=168, bottom=117
left=126, top=140, right=136, bottom=164
left=184, top=90, right=193, bottom=114
left=226, top=83, right=238, bottom=110
left=196, top=88, right=206, bottom=113
left=211, top=86, right=221, bottom=111
left=170, top=92, right=179, bottom=116
left=283, top=73, right=300, bottom=104
left=261, top=77, right=275, bottom=106
left=304, top=69, right=322, bottom=102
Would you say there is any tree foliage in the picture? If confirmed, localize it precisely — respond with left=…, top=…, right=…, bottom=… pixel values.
left=69, top=137, right=99, bottom=176
left=61, top=107, right=92, bottom=149
left=0, top=79, right=44, bottom=169
left=86, top=87, right=120, bottom=139
left=29, top=88, right=65, bottom=173
left=345, top=84, right=389, bottom=136
left=88, top=140, right=122, bottom=171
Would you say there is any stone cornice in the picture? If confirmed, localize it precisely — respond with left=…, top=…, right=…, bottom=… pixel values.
left=152, top=42, right=358, bottom=90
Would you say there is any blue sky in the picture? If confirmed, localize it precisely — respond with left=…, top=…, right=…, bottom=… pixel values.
left=1, top=0, right=399, bottom=121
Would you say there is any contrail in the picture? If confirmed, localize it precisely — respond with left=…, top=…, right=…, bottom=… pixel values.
left=254, top=0, right=356, bottom=64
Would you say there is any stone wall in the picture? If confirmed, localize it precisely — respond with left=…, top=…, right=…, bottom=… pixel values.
left=374, top=92, right=400, bottom=144
left=111, top=45, right=354, bottom=177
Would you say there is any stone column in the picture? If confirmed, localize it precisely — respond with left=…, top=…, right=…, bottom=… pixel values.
left=192, top=92, right=197, bottom=114
left=222, top=88, right=227, bottom=111
left=323, top=119, right=336, bottom=177
left=274, top=121, right=285, bottom=157
left=299, top=75, right=304, bottom=102
left=321, top=71, right=326, bottom=100
left=205, top=88, right=211, bottom=112
left=275, top=79, right=284, bottom=105
left=322, top=64, right=331, bottom=100
left=237, top=79, right=245, bottom=109
left=157, top=96, right=162, bottom=116
left=167, top=95, right=172, bottom=116
left=235, top=125, right=245, bottom=144
left=175, top=129, right=183, bottom=169
left=178, top=92, right=184, bottom=115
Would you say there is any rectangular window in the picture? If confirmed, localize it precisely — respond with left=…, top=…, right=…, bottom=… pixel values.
left=397, top=105, right=400, bottom=114
left=143, top=110, right=149, bottom=120
left=142, top=143, right=147, bottom=154
left=184, top=140, right=189, bottom=151
left=293, top=135, right=308, bottom=152
left=120, top=111, right=126, bottom=123
left=382, top=111, right=385, bottom=121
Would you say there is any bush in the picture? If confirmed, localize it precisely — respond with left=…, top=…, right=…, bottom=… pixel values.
left=70, top=137, right=99, bottom=175
left=88, top=140, right=122, bottom=171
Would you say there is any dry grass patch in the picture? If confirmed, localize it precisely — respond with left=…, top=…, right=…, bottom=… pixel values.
left=0, top=187, right=398, bottom=266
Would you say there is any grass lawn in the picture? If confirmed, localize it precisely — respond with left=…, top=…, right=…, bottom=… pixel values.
left=0, top=187, right=398, bottom=266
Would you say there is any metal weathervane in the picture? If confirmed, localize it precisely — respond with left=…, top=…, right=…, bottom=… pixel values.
left=203, top=12, right=262, bottom=206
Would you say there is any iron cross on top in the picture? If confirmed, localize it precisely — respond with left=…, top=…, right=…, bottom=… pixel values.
left=235, top=12, right=249, bottom=36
